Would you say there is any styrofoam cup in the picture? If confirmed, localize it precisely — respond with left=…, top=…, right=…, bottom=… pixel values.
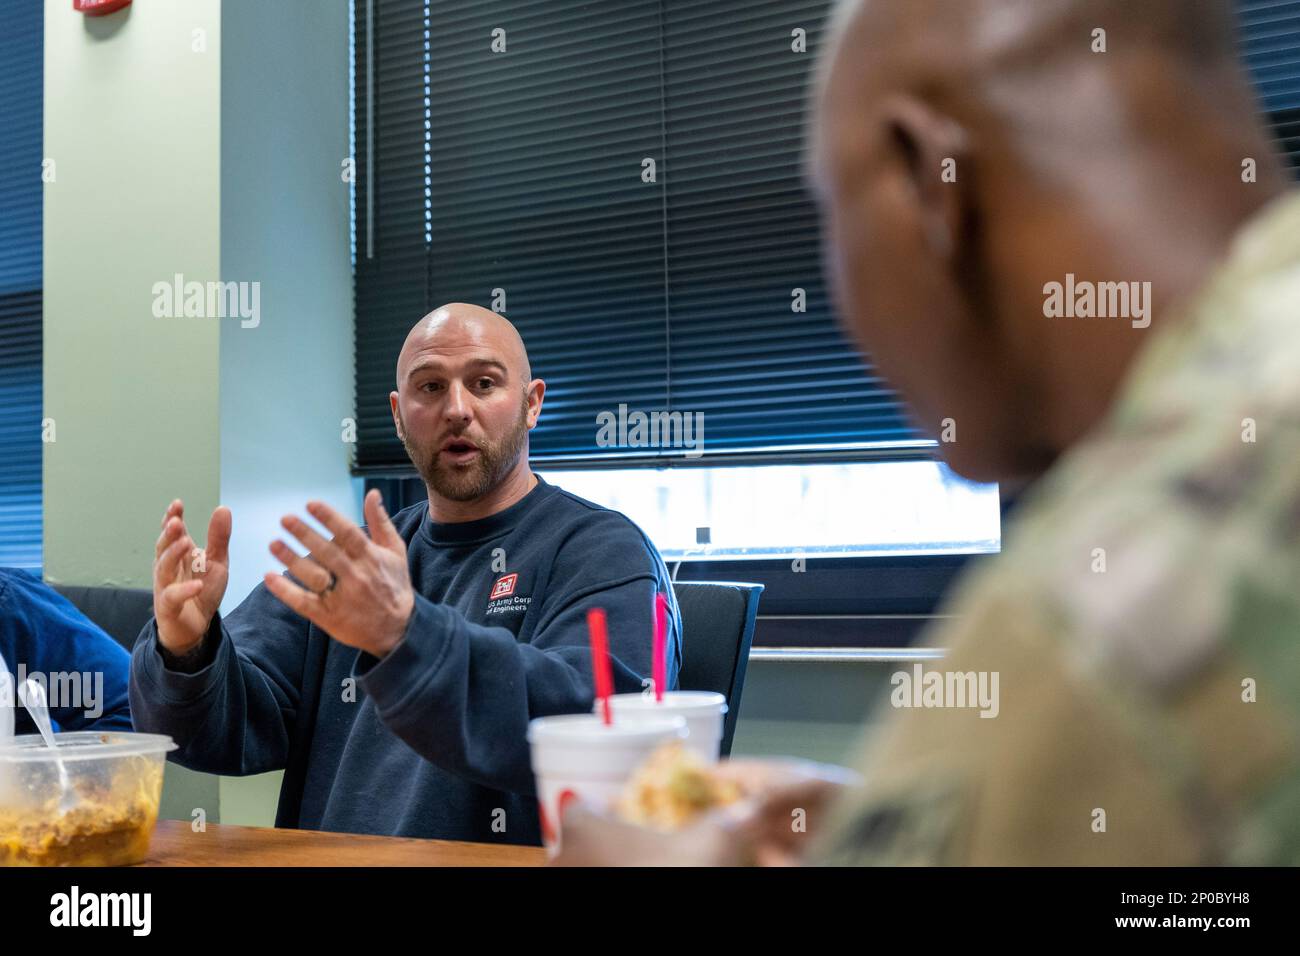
left=602, top=691, right=728, bottom=764
left=527, top=712, right=687, bottom=855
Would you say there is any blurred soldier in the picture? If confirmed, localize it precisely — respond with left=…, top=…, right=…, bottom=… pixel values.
left=808, top=0, right=1298, bottom=864
left=559, top=0, right=1299, bottom=865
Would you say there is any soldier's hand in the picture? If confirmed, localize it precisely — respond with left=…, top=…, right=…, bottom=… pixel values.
left=551, top=803, right=735, bottom=866
left=552, top=758, right=859, bottom=866
left=711, top=759, right=858, bottom=865
left=152, top=499, right=231, bottom=656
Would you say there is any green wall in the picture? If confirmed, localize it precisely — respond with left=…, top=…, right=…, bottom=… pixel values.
left=43, top=0, right=223, bottom=590
left=731, top=660, right=892, bottom=766
left=44, top=0, right=225, bottom=824
left=43, top=0, right=353, bottom=828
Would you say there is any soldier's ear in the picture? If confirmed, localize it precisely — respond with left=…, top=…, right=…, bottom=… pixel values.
left=877, top=94, right=970, bottom=265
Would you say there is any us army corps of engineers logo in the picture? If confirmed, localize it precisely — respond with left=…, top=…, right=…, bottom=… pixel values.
left=487, top=573, right=532, bottom=616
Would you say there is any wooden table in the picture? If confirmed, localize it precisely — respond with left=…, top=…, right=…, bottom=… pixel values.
left=139, top=819, right=547, bottom=866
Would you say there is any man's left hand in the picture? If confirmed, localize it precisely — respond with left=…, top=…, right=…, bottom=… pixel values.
left=265, top=489, right=415, bottom=659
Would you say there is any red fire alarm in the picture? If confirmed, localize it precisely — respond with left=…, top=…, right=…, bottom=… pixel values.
left=74, top=0, right=132, bottom=16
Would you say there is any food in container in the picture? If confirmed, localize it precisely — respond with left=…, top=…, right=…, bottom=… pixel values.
left=0, top=732, right=176, bottom=867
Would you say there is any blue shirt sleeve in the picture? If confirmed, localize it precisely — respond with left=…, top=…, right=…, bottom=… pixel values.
left=0, top=569, right=134, bottom=732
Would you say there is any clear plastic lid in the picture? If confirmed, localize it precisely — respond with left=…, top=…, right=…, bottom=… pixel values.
left=0, top=731, right=178, bottom=763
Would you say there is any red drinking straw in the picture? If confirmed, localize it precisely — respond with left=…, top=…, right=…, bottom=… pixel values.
left=587, top=607, right=614, bottom=725
left=653, top=592, right=667, bottom=703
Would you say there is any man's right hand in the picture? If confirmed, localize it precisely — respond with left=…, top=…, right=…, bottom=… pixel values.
left=152, top=500, right=232, bottom=657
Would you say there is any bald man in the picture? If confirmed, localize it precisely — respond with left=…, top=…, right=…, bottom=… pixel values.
left=130, top=303, right=681, bottom=844
left=558, top=0, right=1299, bottom=865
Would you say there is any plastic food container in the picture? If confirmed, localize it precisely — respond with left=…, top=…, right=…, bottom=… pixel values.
left=0, top=732, right=177, bottom=867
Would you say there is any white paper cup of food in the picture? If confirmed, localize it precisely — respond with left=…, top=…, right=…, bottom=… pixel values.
left=527, top=712, right=687, bottom=856
left=602, top=691, right=728, bottom=764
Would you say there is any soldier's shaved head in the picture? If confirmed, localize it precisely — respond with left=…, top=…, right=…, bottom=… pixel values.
left=820, top=0, right=1237, bottom=88
left=810, top=0, right=1287, bottom=483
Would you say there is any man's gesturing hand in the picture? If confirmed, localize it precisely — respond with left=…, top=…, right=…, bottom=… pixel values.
left=153, top=500, right=232, bottom=656
left=264, top=489, right=415, bottom=659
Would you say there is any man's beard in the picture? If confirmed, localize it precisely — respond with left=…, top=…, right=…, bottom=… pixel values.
left=399, top=394, right=530, bottom=502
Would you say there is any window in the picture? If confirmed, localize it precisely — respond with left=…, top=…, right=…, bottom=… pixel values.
left=352, top=1, right=1299, bottom=571
left=0, top=3, right=43, bottom=571
left=1238, top=0, right=1300, bottom=176
left=539, top=459, right=1001, bottom=562
left=351, top=0, right=920, bottom=473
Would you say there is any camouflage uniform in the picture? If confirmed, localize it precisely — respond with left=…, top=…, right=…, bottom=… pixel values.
left=814, top=192, right=1300, bottom=865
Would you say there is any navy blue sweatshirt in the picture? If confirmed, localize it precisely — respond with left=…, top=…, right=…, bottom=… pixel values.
left=0, top=568, right=133, bottom=734
left=128, top=476, right=681, bottom=845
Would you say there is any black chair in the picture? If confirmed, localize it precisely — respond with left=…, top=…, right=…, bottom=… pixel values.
left=671, top=580, right=763, bottom=758
left=51, top=584, right=154, bottom=654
